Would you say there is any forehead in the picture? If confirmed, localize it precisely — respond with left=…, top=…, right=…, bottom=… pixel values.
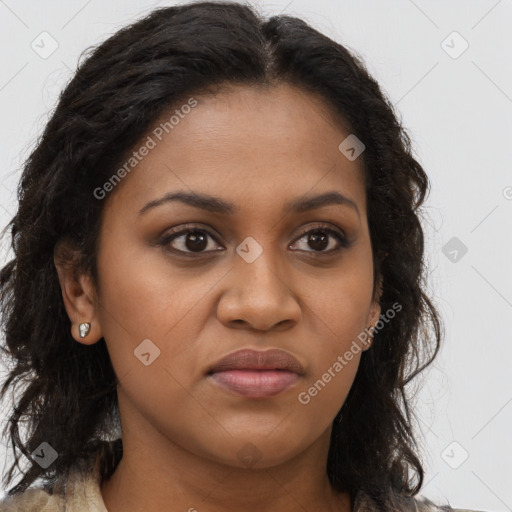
left=104, top=83, right=367, bottom=220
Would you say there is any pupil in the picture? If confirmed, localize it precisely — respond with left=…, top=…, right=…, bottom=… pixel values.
left=186, top=231, right=207, bottom=251
left=182, top=230, right=330, bottom=252
left=309, top=231, right=328, bottom=251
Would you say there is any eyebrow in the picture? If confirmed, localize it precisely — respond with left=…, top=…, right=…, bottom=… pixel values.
left=138, top=190, right=360, bottom=218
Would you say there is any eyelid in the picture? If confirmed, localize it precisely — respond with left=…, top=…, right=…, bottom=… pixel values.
left=159, top=222, right=349, bottom=255
left=160, top=223, right=223, bottom=244
left=292, top=222, right=346, bottom=241
left=289, top=223, right=348, bottom=253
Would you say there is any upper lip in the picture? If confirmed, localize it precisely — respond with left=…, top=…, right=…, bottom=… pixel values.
left=207, top=348, right=305, bottom=375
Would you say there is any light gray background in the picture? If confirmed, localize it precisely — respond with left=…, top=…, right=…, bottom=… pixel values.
left=0, top=0, right=511, bottom=510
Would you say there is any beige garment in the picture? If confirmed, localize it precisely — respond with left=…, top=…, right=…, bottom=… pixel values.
left=0, top=452, right=484, bottom=512
left=0, top=453, right=106, bottom=512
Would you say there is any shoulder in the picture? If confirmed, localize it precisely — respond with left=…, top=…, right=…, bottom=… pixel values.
left=0, top=450, right=105, bottom=512
left=413, top=494, right=486, bottom=512
left=354, top=488, right=487, bottom=512
left=0, top=487, right=64, bottom=511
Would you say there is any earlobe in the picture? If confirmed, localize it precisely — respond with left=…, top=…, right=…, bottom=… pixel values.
left=53, top=244, right=102, bottom=345
left=362, top=304, right=381, bottom=352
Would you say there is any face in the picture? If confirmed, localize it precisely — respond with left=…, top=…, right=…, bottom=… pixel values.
left=61, top=83, right=381, bottom=469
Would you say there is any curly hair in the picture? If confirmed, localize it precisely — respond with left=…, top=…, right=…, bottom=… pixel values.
left=0, top=0, right=442, bottom=502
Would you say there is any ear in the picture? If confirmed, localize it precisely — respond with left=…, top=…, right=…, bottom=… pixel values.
left=53, top=240, right=103, bottom=345
left=362, top=274, right=383, bottom=351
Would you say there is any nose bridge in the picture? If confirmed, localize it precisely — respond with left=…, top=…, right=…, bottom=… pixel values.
left=234, top=234, right=288, bottom=299
left=217, top=233, right=300, bottom=330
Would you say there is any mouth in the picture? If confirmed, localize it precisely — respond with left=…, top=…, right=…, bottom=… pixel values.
left=206, top=348, right=304, bottom=399
left=207, top=369, right=301, bottom=399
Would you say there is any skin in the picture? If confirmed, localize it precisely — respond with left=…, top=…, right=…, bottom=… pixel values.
left=55, top=83, right=382, bottom=512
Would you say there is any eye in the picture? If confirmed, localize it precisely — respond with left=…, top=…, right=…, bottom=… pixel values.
left=290, top=225, right=349, bottom=254
left=159, top=225, right=223, bottom=256
left=158, top=223, right=350, bottom=257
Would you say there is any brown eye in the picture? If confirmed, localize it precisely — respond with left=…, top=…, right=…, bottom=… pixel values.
left=307, top=231, right=329, bottom=251
left=160, top=228, right=223, bottom=255
left=290, top=227, right=348, bottom=254
left=158, top=223, right=349, bottom=258
left=181, top=230, right=209, bottom=252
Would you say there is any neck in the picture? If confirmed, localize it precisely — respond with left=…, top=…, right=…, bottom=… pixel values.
left=100, top=414, right=351, bottom=512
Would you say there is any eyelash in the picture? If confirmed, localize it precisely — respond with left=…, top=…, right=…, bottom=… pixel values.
left=158, top=223, right=350, bottom=257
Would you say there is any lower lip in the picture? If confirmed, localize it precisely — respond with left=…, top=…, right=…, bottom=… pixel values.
left=208, top=370, right=301, bottom=398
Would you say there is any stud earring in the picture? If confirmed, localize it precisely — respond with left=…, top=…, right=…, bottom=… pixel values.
left=79, top=322, right=91, bottom=338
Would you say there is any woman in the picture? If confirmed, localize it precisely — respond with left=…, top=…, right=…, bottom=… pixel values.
left=0, top=2, right=482, bottom=511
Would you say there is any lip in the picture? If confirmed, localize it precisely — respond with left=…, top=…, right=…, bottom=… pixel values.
left=206, top=348, right=305, bottom=399
left=207, top=348, right=305, bottom=374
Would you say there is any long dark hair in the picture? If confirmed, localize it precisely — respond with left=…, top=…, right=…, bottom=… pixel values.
left=0, top=0, right=442, bottom=501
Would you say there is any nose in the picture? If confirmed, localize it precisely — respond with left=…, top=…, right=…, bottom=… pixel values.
left=216, top=252, right=301, bottom=332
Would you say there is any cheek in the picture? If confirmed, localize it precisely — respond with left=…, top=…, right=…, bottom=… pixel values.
left=296, top=297, right=364, bottom=419
left=297, top=353, right=360, bottom=417
left=307, top=270, right=373, bottom=344
left=94, top=243, right=232, bottom=401
left=296, top=271, right=371, bottom=408
left=95, top=239, right=221, bottom=341
left=304, top=292, right=364, bottom=380
left=115, top=355, right=220, bottom=457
